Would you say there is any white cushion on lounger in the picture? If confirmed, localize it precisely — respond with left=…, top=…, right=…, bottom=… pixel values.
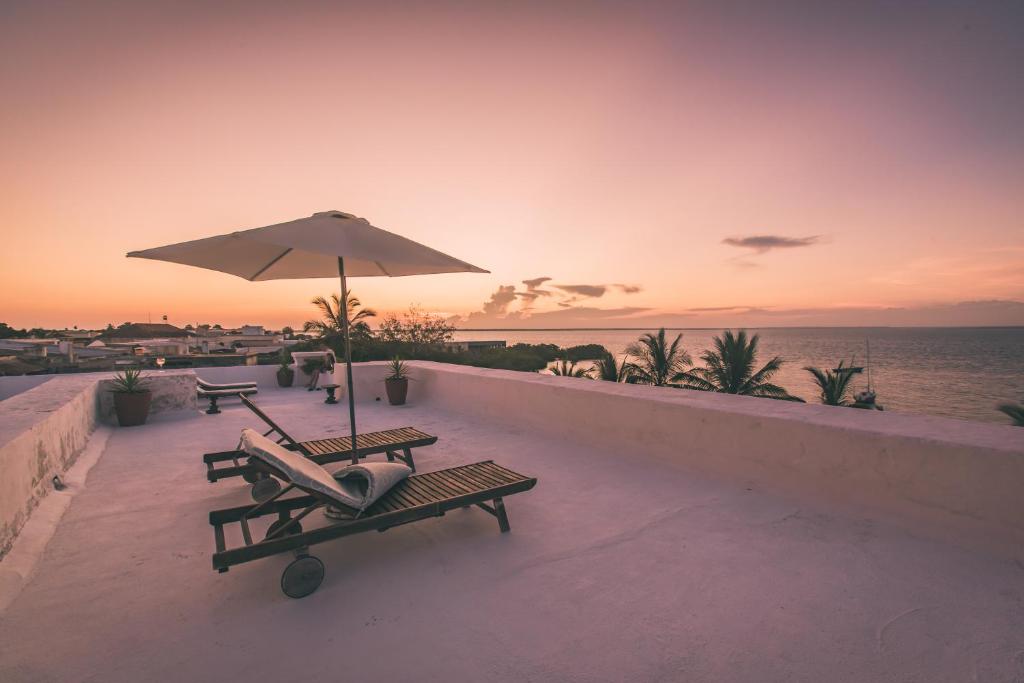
left=331, top=462, right=412, bottom=511
left=241, top=428, right=348, bottom=502
left=239, top=428, right=410, bottom=511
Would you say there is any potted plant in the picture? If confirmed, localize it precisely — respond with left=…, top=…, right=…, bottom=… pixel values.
left=385, top=357, right=410, bottom=406
left=302, top=357, right=325, bottom=390
left=276, top=348, right=294, bottom=387
left=110, top=367, right=151, bottom=427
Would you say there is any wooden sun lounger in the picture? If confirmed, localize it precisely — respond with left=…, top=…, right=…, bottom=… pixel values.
left=202, top=395, right=437, bottom=497
left=210, top=459, right=537, bottom=598
left=197, top=378, right=259, bottom=414
left=198, top=378, right=258, bottom=391
left=198, top=388, right=259, bottom=415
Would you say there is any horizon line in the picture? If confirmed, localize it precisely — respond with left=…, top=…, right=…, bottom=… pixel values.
left=455, top=325, right=1024, bottom=332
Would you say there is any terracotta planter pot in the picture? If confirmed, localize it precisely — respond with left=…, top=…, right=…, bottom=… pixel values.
left=385, top=378, right=408, bottom=406
left=277, top=367, right=295, bottom=387
left=113, top=390, right=152, bottom=427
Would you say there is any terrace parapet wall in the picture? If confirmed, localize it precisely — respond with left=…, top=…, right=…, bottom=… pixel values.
left=0, top=370, right=198, bottom=558
left=1, top=362, right=1022, bottom=561
left=405, top=361, right=1024, bottom=558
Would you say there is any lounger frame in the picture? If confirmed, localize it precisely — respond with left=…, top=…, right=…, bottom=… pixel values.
left=202, top=395, right=436, bottom=483
left=210, top=460, right=536, bottom=572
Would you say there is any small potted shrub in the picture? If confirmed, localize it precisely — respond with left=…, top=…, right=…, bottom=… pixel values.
left=110, top=367, right=151, bottom=427
left=385, top=357, right=410, bottom=406
left=276, top=348, right=295, bottom=387
left=302, top=357, right=326, bottom=390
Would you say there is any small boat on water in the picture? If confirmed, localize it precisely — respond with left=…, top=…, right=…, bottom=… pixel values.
left=850, top=339, right=883, bottom=410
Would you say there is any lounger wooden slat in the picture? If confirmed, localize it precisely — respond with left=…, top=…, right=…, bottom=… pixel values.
left=403, top=479, right=439, bottom=506
left=322, top=438, right=346, bottom=454
left=409, top=474, right=454, bottom=501
left=474, top=460, right=513, bottom=478
left=453, top=469, right=500, bottom=492
left=388, top=485, right=426, bottom=508
left=422, top=470, right=476, bottom=497
left=421, top=476, right=474, bottom=504
left=304, top=441, right=328, bottom=456
left=394, top=485, right=428, bottom=508
left=460, top=472, right=508, bottom=499
left=432, top=469, right=482, bottom=494
left=480, top=461, right=524, bottom=483
left=466, top=465, right=512, bottom=488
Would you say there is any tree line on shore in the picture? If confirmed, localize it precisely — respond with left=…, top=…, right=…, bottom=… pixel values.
left=553, top=328, right=887, bottom=409
left=290, top=295, right=1024, bottom=422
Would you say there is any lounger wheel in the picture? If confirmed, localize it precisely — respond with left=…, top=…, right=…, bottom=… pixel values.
left=242, top=470, right=260, bottom=484
left=265, top=519, right=303, bottom=540
left=281, top=554, right=324, bottom=599
left=251, top=477, right=282, bottom=501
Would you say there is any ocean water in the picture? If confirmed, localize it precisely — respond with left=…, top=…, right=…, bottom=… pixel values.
left=453, top=327, right=1024, bottom=425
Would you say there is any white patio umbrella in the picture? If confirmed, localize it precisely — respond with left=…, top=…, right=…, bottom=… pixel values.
left=128, top=210, right=488, bottom=464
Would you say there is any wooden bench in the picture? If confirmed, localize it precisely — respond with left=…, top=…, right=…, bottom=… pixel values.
left=198, top=386, right=258, bottom=414
left=202, top=395, right=437, bottom=498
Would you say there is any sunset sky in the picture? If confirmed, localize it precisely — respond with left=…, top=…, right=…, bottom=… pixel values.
left=2, top=0, right=1022, bottom=329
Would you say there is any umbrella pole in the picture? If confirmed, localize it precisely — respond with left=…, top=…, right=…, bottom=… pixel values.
left=338, top=257, right=359, bottom=465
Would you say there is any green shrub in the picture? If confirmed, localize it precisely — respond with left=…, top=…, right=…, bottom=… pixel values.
left=564, top=344, right=608, bottom=362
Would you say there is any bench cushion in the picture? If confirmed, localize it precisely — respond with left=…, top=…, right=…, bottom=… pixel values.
left=199, top=387, right=258, bottom=397
left=198, top=378, right=257, bottom=388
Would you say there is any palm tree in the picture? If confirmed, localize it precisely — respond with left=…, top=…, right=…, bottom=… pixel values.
left=625, top=328, right=693, bottom=386
left=804, top=360, right=858, bottom=406
left=680, top=329, right=804, bottom=401
left=591, top=350, right=636, bottom=383
left=997, top=402, right=1024, bottom=426
left=550, top=358, right=590, bottom=378
left=302, top=293, right=376, bottom=338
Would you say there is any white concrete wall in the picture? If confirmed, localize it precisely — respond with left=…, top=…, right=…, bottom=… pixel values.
left=96, top=370, right=199, bottom=425
left=0, top=370, right=199, bottom=556
left=194, top=365, right=281, bottom=386
left=404, top=361, right=1024, bottom=556
left=0, top=375, right=99, bottom=557
left=0, top=376, right=53, bottom=402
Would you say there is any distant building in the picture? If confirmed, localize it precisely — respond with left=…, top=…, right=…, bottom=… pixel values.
left=116, top=339, right=190, bottom=356
left=0, top=357, right=44, bottom=375
left=442, top=340, right=506, bottom=352
left=199, top=328, right=283, bottom=353
left=0, top=338, right=127, bottom=374
left=0, top=340, right=54, bottom=357
left=54, top=329, right=99, bottom=342
left=102, top=323, right=190, bottom=339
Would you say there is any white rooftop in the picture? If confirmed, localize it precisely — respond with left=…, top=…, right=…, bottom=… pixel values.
left=1, top=383, right=1022, bottom=682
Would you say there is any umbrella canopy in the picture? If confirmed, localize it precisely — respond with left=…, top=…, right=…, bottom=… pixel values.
left=128, top=210, right=488, bottom=280
left=128, top=210, right=487, bottom=471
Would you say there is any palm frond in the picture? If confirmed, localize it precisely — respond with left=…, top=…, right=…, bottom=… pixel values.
left=592, top=350, right=635, bottom=382
left=550, top=358, right=590, bottom=378
left=692, top=329, right=800, bottom=400
left=997, top=402, right=1024, bottom=426
left=303, top=292, right=375, bottom=336
left=626, top=328, right=692, bottom=386
left=803, top=360, right=857, bottom=406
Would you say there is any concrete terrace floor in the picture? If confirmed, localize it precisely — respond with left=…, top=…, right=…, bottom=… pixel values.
left=2, top=388, right=1023, bottom=683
